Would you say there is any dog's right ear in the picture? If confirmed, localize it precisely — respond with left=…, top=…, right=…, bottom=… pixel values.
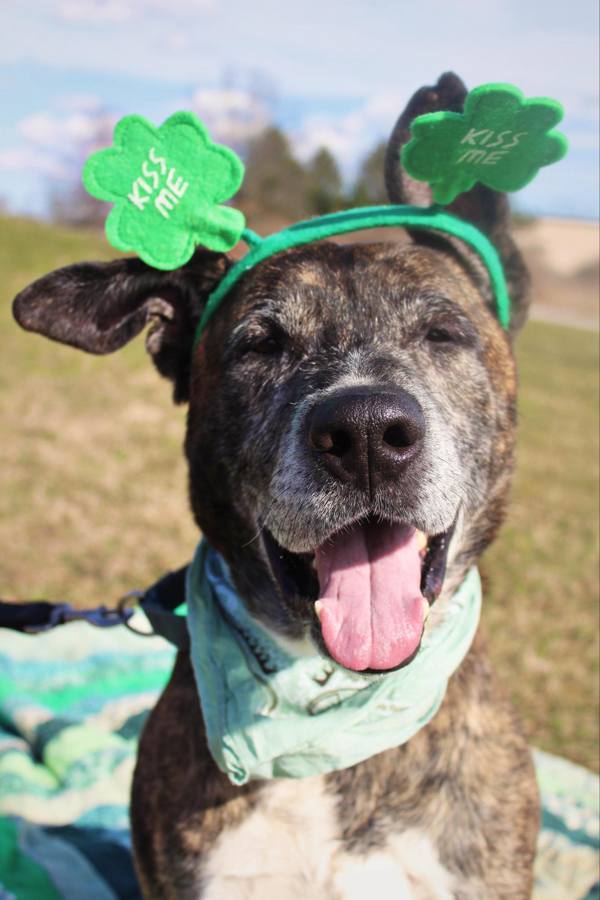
left=12, top=248, right=229, bottom=402
left=384, top=72, right=530, bottom=335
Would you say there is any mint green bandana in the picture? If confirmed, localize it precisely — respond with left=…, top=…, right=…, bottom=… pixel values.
left=186, top=542, right=481, bottom=785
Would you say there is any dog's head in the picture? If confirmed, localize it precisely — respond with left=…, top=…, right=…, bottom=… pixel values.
left=13, top=73, right=529, bottom=673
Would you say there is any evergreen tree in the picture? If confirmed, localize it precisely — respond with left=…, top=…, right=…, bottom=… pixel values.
left=241, top=127, right=309, bottom=219
left=351, top=141, right=387, bottom=206
left=306, top=147, right=343, bottom=215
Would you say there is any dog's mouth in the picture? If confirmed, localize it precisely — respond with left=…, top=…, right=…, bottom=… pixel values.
left=263, top=515, right=455, bottom=673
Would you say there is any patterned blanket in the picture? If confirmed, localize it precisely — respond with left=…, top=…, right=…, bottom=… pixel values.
left=0, top=614, right=598, bottom=899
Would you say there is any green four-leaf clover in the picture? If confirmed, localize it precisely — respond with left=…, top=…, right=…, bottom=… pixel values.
left=401, top=84, right=568, bottom=205
left=83, top=111, right=245, bottom=270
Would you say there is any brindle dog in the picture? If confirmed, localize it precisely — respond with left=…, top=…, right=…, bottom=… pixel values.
left=13, top=73, right=539, bottom=898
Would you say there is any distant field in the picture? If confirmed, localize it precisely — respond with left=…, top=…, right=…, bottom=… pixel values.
left=514, top=217, right=599, bottom=329
left=1, top=214, right=598, bottom=770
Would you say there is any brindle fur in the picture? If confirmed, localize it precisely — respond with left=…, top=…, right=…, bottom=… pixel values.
left=13, top=73, right=539, bottom=898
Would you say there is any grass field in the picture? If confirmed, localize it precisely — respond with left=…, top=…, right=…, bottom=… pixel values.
left=1, top=214, right=598, bottom=770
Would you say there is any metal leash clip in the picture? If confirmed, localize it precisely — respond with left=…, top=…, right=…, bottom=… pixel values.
left=117, top=590, right=156, bottom=637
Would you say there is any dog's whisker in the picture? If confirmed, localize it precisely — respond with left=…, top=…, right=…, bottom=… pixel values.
left=240, top=503, right=277, bottom=549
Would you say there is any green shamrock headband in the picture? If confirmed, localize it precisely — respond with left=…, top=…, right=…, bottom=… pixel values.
left=83, top=83, right=568, bottom=338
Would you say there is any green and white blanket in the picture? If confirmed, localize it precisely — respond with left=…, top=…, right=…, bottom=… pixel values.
left=0, top=614, right=598, bottom=899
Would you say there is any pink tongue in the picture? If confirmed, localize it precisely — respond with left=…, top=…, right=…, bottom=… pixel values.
left=315, top=521, right=425, bottom=671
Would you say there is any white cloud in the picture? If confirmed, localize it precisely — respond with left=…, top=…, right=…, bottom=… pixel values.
left=56, top=0, right=131, bottom=23
left=55, top=0, right=212, bottom=24
left=294, top=92, right=405, bottom=177
left=190, top=88, right=271, bottom=147
left=18, top=113, right=63, bottom=148
left=0, top=146, right=69, bottom=177
left=18, top=108, right=116, bottom=154
left=160, top=31, right=194, bottom=52
left=6, top=104, right=117, bottom=184
left=56, top=93, right=106, bottom=113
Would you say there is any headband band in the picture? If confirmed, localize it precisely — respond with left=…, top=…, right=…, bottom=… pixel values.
left=193, top=205, right=510, bottom=345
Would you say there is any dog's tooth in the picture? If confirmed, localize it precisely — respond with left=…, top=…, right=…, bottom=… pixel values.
left=416, top=530, right=428, bottom=551
left=314, top=600, right=323, bottom=621
left=422, top=598, right=430, bottom=622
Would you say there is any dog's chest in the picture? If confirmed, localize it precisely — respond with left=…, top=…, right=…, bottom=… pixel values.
left=198, top=776, right=456, bottom=899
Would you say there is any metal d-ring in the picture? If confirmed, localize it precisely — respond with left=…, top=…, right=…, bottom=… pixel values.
left=117, top=591, right=156, bottom=637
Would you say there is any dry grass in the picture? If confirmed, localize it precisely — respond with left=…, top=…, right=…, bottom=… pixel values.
left=482, top=321, right=599, bottom=770
left=0, top=216, right=198, bottom=600
left=1, top=215, right=598, bottom=770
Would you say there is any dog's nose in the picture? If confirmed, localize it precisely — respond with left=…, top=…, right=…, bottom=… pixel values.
left=308, top=387, right=425, bottom=490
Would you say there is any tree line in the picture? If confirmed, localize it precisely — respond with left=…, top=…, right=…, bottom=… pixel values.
left=238, top=127, right=387, bottom=221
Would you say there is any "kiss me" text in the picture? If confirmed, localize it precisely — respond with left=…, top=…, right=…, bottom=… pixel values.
left=456, top=128, right=528, bottom=167
left=127, top=147, right=189, bottom=219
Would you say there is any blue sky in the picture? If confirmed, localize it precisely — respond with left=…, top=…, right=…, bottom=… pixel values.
left=1, top=0, right=598, bottom=219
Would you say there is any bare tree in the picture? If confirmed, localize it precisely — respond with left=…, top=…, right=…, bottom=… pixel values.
left=48, top=107, right=115, bottom=227
left=192, top=68, right=277, bottom=159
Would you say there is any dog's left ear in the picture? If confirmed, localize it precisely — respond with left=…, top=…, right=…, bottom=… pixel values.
left=384, top=72, right=530, bottom=335
left=12, top=248, right=229, bottom=402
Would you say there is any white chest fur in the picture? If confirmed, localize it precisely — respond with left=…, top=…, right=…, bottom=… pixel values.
left=198, top=776, right=455, bottom=899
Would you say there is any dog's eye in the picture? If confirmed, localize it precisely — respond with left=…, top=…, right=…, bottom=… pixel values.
left=423, top=320, right=479, bottom=351
left=425, top=326, right=456, bottom=344
left=231, top=322, right=289, bottom=360
left=247, top=335, right=284, bottom=356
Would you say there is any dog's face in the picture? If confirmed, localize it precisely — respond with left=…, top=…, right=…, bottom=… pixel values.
left=12, top=73, right=529, bottom=674
left=186, top=239, right=519, bottom=671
